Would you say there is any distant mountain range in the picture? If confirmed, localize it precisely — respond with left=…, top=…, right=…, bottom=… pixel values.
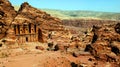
left=14, top=6, right=120, bottom=20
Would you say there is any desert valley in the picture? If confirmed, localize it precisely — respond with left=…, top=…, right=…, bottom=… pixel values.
left=0, top=0, right=120, bottom=67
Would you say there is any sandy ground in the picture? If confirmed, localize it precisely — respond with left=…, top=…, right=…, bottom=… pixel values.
left=0, top=51, right=93, bottom=67
left=0, top=50, right=114, bottom=67
left=0, top=42, right=117, bottom=67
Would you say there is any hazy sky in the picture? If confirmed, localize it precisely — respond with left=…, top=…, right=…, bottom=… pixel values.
left=9, top=0, right=120, bottom=13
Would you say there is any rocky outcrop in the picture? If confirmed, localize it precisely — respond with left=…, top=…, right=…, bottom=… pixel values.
left=13, top=2, right=63, bottom=30
left=115, top=23, right=120, bottom=34
left=9, top=2, right=66, bottom=43
left=0, top=0, right=70, bottom=45
left=85, top=23, right=120, bottom=65
left=0, top=1, right=69, bottom=44
left=0, top=0, right=120, bottom=66
left=62, top=19, right=120, bottom=28
left=0, top=0, right=16, bottom=39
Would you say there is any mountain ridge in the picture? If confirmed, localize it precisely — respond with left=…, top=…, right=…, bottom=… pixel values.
left=14, top=6, right=120, bottom=20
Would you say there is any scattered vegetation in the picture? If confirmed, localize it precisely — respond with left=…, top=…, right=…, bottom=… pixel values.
left=14, top=6, right=120, bottom=20
left=41, top=9, right=120, bottom=20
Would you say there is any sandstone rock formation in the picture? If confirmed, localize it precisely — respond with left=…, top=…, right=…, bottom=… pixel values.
left=0, top=0, right=16, bottom=39
left=0, top=0, right=120, bottom=67
left=62, top=19, right=120, bottom=28
left=13, top=2, right=63, bottom=29
left=5, top=2, right=65, bottom=44
left=85, top=23, right=120, bottom=65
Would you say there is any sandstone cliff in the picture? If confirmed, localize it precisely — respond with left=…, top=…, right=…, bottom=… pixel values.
left=13, top=2, right=63, bottom=30
left=62, top=19, right=120, bottom=28
left=9, top=2, right=66, bottom=43
left=0, top=0, right=16, bottom=39
left=85, top=23, right=120, bottom=65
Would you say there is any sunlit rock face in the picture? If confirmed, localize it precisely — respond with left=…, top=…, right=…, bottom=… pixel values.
left=4, top=2, right=66, bottom=44
left=0, top=0, right=16, bottom=39
left=15, top=2, right=63, bottom=30
left=85, top=23, right=120, bottom=64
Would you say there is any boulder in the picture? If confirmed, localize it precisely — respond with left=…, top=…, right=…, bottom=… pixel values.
left=35, top=46, right=44, bottom=50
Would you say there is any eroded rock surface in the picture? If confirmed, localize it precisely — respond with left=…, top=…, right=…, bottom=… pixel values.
left=0, top=0, right=120, bottom=67
left=0, top=0, right=16, bottom=39
left=85, top=23, right=120, bottom=65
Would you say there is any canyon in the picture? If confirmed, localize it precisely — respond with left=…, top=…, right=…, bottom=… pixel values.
left=0, top=0, right=120, bottom=67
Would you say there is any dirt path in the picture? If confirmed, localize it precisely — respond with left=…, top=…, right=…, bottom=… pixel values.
left=0, top=51, right=73, bottom=67
left=0, top=51, right=110, bottom=67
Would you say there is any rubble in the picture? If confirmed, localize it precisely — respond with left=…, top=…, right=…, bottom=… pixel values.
left=85, top=23, right=120, bottom=65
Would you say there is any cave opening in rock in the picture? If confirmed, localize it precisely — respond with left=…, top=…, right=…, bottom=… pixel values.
left=0, top=11, right=4, bottom=17
left=111, top=46, right=120, bottom=55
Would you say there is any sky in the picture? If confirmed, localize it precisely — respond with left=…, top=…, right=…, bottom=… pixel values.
left=9, top=0, right=120, bottom=13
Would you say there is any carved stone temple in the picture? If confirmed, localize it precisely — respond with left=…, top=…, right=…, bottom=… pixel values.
left=0, top=0, right=63, bottom=44
left=11, top=23, right=43, bottom=43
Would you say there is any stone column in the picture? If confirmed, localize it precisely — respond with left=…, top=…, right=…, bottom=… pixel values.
left=30, top=35, right=33, bottom=42
left=20, top=25, right=23, bottom=34
left=22, top=36, right=26, bottom=43
left=25, top=25, right=29, bottom=34
left=16, top=25, right=20, bottom=35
